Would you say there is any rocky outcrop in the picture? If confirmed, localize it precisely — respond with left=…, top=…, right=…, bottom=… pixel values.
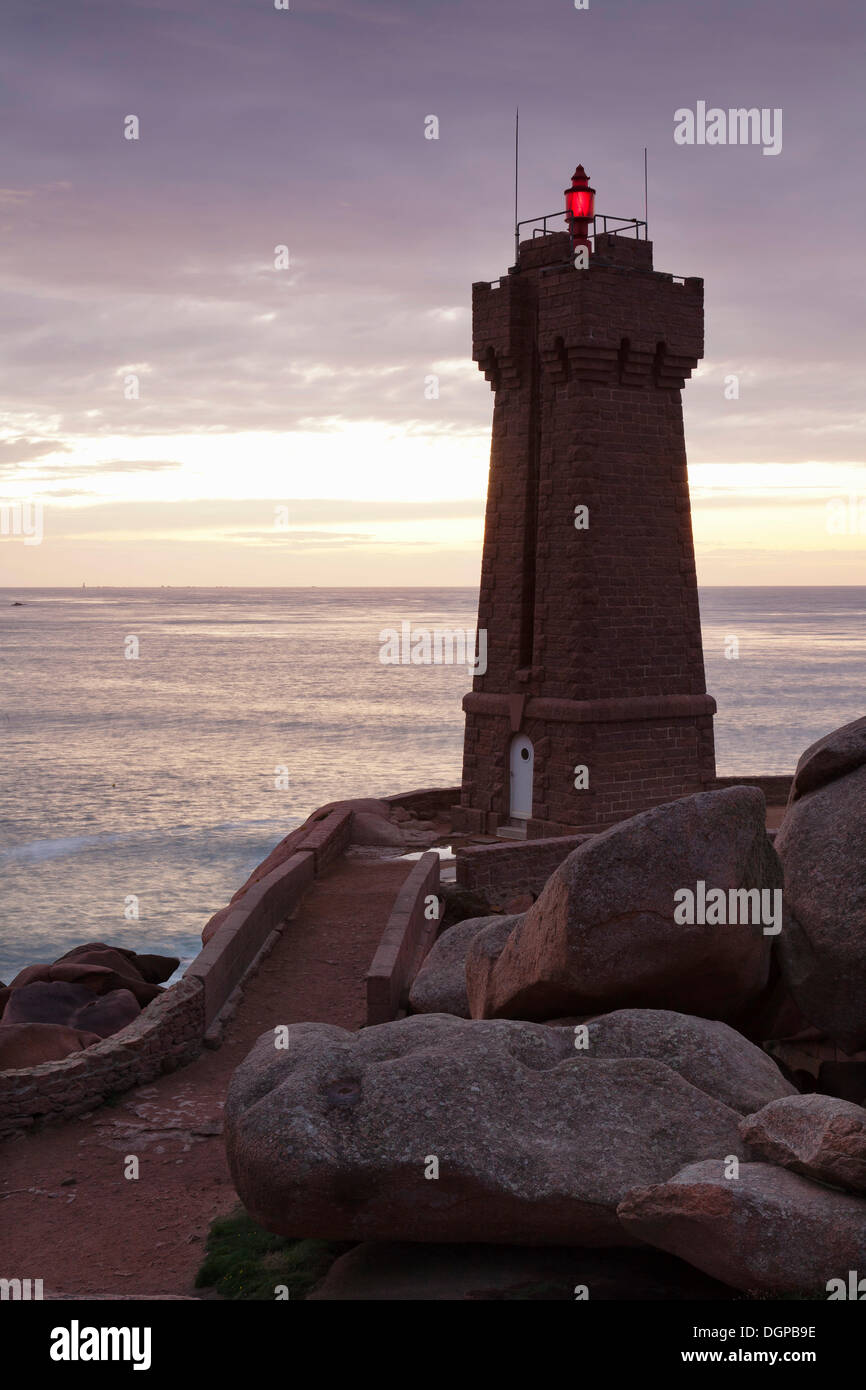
left=201, top=904, right=232, bottom=946
left=130, top=952, right=179, bottom=984
left=775, top=721, right=866, bottom=1051
left=407, top=916, right=478, bottom=1019
left=617, top=1159, right=866, bottom=1296
left=740, top=1093, right=866, bottom=1194
left=317, top=798, right=392, bottom=819
left=0, top=1022, right=102, bottom=1069
left=788, top=715, right=866, bottom=803
left=225, top=1014, right=747, bottom=1246
left=0, top=944, right=178, bottom=1064
left=58, top=942, right=177, bottom=985
left=409, top=915, right=515, bottom=1018
left=470, top=787, right=778, bottom=1022
left=0, top=976, right=205, bottom=1137
left=10, top=950, right=162, bottom=1007
left=464, top=915, right=525, bottom=1018
left=572, top=1010, right=796, bottom=1116
left=349, top=811, right=406, bottom=847
left=437, top=882, right=495, bottom=930
left=2, top=981, right=141, bottom=1037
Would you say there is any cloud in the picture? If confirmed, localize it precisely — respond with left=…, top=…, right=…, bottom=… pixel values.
left=0, top=188, right=35, bottom=207
left=0, top=437, right=71, bottom=471
left=0, top=439, right=186, bottom=482
left=42, top=459, right=183, bottom=476
left=38, top=488, right=98, bottom=499
left=3, top=455, right=185, bottom=482
left=24, top=496, right=485, bottom=536
left=230, top=530, right=375, bottom=547
left=692, top=488, right=866, bottom=510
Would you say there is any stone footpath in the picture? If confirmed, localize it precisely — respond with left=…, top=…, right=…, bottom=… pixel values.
left=0, top=857, right=411, bottom=1298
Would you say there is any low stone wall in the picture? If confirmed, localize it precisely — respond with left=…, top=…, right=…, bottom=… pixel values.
left=366, top=851, right=442, bottom=1025
left=714, top=774, right=793, bottom=803
left=297, top=807, right=354, bottom=872
left=0, top=812, right=351, bottom=1139
left=456, top=835, right=592, bottom=901
left=190, top=807, right=354, bottom=1024
left=0, top=977, right=205, bottom=1140
left=203, top=806, right=354, bottom=926
left=0, top=794, right=434, bottom=1137
left=187, top=851, right=317, bottom=1029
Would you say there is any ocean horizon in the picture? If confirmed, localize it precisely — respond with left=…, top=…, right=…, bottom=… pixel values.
left=1, top=584, right=864, bottom=982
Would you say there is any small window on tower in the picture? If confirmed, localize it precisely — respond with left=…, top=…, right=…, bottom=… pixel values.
left=554, top=335, right=570, bottom=382
left=653, top=341, right=667, bottom=386
left=617, top=337, right=630, bottom=384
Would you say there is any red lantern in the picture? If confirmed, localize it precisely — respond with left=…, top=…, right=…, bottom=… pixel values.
left=565, top=164, right=596, bottom=243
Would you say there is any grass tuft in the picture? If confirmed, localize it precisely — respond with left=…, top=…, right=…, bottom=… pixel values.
left=195, top=1205, right=347, bottom=1300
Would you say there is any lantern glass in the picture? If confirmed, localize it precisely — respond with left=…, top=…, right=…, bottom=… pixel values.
left=567, top=188, right=595, bottom=220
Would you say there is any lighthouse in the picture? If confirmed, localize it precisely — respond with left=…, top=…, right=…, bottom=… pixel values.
left=455, top=164, right=716, bottom=838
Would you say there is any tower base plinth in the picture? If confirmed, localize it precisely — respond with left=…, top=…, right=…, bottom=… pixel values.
left=456, top=691, right=717, bottom=836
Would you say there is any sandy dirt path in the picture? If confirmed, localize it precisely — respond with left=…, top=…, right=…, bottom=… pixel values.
left=0, top=856, right=411, bottom=1297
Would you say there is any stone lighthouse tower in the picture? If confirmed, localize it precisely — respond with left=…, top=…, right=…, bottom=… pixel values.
left=455, top=164, right=716, bottom=838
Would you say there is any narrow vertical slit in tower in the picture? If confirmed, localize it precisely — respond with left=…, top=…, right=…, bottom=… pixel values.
left=617, top=336, right=630, bottom=385
left=518, top=295, right=541, bottom=671
left=555, top=335, right=570, bottom=382
left=652, top=340, right=667, bottom=388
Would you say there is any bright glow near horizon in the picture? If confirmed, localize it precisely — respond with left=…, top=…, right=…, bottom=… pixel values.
left=2, top=424, right=865, bottom=587
left=0, top=425, right=491, bottom=505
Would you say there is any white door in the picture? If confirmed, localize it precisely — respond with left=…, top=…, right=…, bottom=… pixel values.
left=509, top=735, right=534, bottom=820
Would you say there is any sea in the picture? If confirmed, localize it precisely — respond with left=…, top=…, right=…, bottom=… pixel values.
left=1, top=586, right=864, bottom=982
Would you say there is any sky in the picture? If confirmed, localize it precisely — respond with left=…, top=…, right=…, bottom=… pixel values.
left=1, top=0, right=864, bottom=586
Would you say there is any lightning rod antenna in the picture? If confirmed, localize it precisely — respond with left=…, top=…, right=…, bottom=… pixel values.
left=514, top=107, right=520, bottom=264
